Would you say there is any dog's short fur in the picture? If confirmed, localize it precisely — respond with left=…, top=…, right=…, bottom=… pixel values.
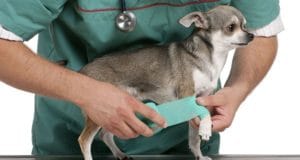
left=78, top=5, right=254, bottom=160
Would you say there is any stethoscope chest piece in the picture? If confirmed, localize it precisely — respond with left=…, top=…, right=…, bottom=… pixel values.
left=116, top=11, right=136, bottom=32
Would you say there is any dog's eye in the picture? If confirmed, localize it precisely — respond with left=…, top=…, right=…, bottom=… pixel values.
left=227, top=23, right=235, bottom=32
left=242, top=24, right=246, bottom=29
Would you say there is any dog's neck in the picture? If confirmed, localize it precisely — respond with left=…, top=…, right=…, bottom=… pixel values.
left=210, top=43, right=230, bottom=81
left=181, top=32, right=230, bottom=81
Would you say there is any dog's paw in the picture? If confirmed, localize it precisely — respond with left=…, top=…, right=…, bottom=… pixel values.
left=199, top=125, right=212, bottom=141
left=199, top=116, right=212, bottom=141
left=196, top=156, right=212, bottom=160
left=199, top=132, right=211, bottom=141
left=117, top=156, right=134, bottom=160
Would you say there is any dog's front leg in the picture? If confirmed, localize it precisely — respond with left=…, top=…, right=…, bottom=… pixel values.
left=188, top=119, right=212, bottom=160
left=99, top=129, right=131, bottom=160
left=78, top=117, right=100, bottom=160
left=198, top=115, right=212, bottom=141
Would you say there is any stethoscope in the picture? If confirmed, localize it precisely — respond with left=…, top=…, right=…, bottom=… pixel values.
left=116, top=0, right=136, bottom=32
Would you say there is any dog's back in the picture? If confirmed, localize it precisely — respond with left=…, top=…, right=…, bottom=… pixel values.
left=79, top=45, right=180, bottom=103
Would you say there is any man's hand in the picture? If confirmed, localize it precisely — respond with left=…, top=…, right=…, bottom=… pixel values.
left=190, top=36, right=278, bottom=132
left=189, top=86, right=244, bottom=132
left=78, top=81, right=166, bottom=139
left=195, top=87, right=244, bottom=132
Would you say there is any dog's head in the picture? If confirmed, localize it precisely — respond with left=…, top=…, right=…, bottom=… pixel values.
left=179, top=5, right=254, bottom=50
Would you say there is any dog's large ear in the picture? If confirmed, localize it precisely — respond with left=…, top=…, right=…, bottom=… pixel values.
left=179, top=12, right=209, bottom=29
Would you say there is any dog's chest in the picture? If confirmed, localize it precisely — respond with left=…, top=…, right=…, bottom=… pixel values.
left=192, top=69, right=218, bottom=96
left=191, top=48, right=228, bottom=96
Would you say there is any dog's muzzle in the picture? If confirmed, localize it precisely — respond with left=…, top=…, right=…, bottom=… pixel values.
left=247, top=33, right=254, bottom=42
left=232, top=32, right=254, bottom=46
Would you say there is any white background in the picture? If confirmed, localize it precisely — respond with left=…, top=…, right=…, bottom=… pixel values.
left=0, top=1, right=299, bottom=155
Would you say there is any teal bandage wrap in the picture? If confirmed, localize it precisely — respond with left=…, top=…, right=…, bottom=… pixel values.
left=139, top=96, right=210, bottom=134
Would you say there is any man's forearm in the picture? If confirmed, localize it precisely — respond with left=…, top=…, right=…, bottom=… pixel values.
left=0, top=39, right=166, bottom=138
left=0, top=39, right=95, bottom=106
left=225, top=36, right=278, bottom=104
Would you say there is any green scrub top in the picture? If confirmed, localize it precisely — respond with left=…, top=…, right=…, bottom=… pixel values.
left=0, top=0, right=280, bottom=156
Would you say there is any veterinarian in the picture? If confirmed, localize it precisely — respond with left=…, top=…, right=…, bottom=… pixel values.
left=0, top=0, right=283, bottom=156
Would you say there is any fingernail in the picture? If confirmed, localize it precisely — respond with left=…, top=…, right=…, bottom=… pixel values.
left=163, top=122, right=168, bottom=128
left=146, top=131, right=154, bottom=137
left=197, top=98, right=204, bottom=104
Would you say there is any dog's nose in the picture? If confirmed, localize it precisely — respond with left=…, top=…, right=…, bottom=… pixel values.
left=247, top=33, right=254, bottom=41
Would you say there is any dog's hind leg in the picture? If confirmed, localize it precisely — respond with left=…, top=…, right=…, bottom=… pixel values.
left=99, top=129, right=132, bottom=160
left=78, top=117, right=100, bottom=160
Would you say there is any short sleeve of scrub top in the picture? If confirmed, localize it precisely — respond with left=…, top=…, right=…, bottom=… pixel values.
left=0, top=0, right=68, bottom=41
left=230, top=0, right=280, bottom=30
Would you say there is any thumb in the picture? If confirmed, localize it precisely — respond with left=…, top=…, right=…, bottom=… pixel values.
left=196, top=94, right=226, bottom=107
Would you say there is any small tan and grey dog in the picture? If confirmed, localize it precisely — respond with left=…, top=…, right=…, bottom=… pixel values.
left=78, top=5, right=254, bottom=160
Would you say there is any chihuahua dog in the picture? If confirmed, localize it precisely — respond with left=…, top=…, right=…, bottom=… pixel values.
left=78, top=5, right=253, bottom=160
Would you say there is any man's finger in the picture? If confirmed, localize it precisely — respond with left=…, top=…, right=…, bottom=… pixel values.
left=117, top=121, right=139, bottom=139
left=107, top=120, right=138, bottom=139
left=134, top=102, right=167, bottom=128
left=211, top=115, right=228, bottom=132
left=212, top=119, right=225, bottom=132
left=105, top=125, right=129, bottom=139
left=125, top=96, right=167, bottom=128
left=125, top=111, right=154, bottom=137
left=197, top=94, right=226, bottom=107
